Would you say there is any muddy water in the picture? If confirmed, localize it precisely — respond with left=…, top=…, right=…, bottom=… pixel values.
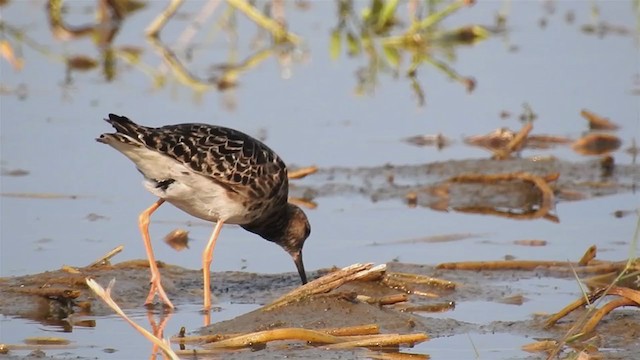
left=1, top=0, right=639, bottom=359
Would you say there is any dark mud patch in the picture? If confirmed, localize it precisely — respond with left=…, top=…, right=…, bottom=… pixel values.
left=290, top=157, right=640, bottom=208
left=2, top=261, right=638, bottom=359
left=0, top=260, right=308, bottom=319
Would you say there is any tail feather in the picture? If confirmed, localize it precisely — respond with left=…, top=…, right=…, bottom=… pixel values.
left=105, top=114, right=145, bottom=138
left=97, top=114, right=146, bottom=146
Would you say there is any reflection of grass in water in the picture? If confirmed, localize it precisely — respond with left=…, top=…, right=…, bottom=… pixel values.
left=330, top=0, right=490, bottom=106
left=3, top=0, right=488, bottom=105
left=1, top=0, right=302, bottom=98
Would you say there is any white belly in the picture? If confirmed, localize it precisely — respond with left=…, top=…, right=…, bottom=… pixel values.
left=145, top=175, right=251, bottom=224
left=110, top=141, right=251, bottom=224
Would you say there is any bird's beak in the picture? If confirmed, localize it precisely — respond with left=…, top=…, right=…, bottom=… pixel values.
left=291, top=250, right=307, bottom=285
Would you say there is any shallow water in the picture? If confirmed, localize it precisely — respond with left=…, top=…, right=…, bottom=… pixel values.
left=0, top=303, right=259, bottom=359
left=419, top=333, right=533, bottom=359
left=1, top=0, right=639, bottom=358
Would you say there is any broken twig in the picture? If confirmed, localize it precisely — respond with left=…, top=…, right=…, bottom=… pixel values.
left=264, top=263, right=386, bottom=311
left=85, top=278, right=179, bottom=360
left=86, top=245, right=124, bottom=267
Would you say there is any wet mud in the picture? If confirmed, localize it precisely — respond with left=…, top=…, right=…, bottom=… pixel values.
left=289, top=157, right=639, bottom=207
left=1, top=260, right=638, bottom=359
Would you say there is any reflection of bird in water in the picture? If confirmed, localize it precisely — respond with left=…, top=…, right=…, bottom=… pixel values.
left=98, top=114, right=310, bottom=310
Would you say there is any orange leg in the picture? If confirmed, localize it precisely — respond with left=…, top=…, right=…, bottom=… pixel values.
left=138, top=199, right=175, bottom=309
left=202, top=220, right=224, bottom=313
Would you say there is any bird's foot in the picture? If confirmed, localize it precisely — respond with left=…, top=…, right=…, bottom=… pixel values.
left=144, top=279, right=175, bottom=309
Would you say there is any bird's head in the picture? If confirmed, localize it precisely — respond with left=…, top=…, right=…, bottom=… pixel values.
left=280, top=203, right=311, bottom=284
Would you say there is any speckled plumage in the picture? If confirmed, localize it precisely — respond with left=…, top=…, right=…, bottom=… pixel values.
left=97, top=114, right=310, bottom=306
left=100, top=114, right=289, bottom=222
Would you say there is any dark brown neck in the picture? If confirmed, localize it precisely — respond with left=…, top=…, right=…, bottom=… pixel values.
left=240, top=206, right=289, bottom=245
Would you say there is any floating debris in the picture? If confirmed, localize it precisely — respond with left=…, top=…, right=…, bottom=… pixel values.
left=572, top=133, right=621, bottom=155
left=405, top=192, right=417, bottom=207
left=85, top=213, right=109, bottom=222
left=464, top=127, right=514, bottom=150
left=612, top=209, right=636, bottom=218
left=513, top=239, right=547, bottom=247
left=0, top=192, right=81, bottom=199
left=545, top=286, right=640, bottom=338
left=0, top=168, right=29, bottom=176
left=174, top=324, right=382, bottom=345
left=497, top=294, right=526, bottom=305
left=24, top=337, right=70, bottom=345
left=465, top=122, right=570, bottom=158
left=164, top=229, right=190, bottom=251
left=396, top=301, right=456, bottom=313
left=437, top=245, right=628, bottom=275
left=264, top=263, right=387, bottom=311
left=404, top=133, right=451, bottom=149
left=522, top=340, right=557, bottom=353
left=85, top=245, right=124, bottom=267
left=287, top=166, right=318, bottom=179
left=66, top=55, right=98, bottom=71
left=580, top=109, right=619, bottom=130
